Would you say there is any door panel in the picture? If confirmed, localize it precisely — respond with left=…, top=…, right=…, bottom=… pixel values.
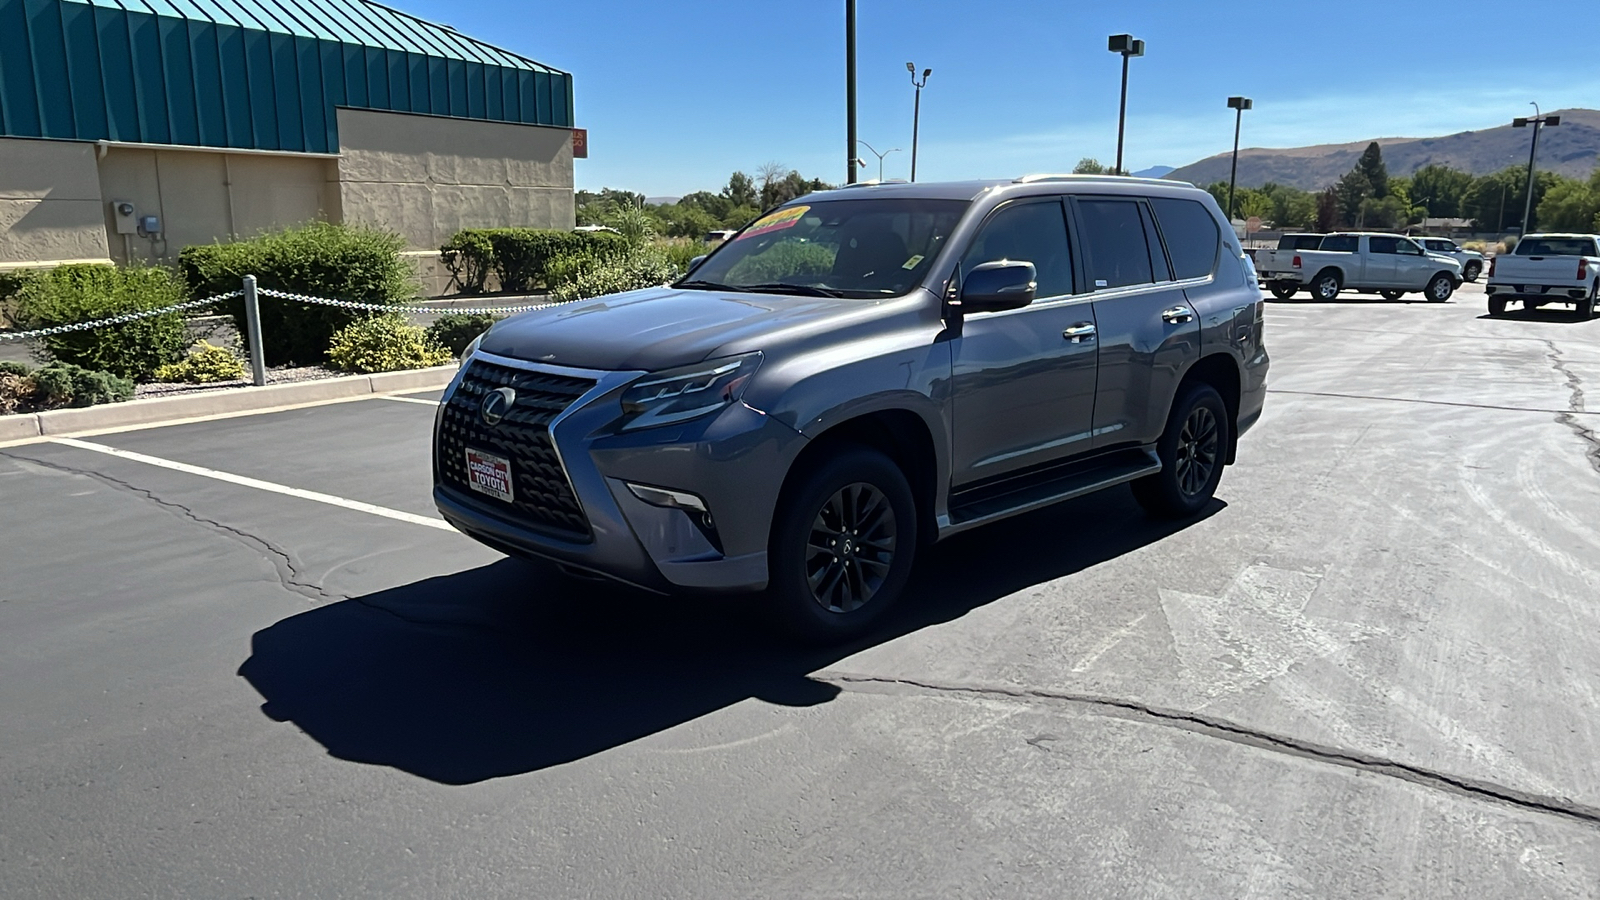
left=950, top=198, right=1098, bottom=484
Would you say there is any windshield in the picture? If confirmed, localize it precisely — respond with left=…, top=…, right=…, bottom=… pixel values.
left=682, top=198, right=969, bottom=298
left=1516, top=237, right=1600, bottom=257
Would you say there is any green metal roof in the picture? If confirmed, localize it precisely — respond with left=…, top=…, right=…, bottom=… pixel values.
left=0, top=0, right=575, bottom=153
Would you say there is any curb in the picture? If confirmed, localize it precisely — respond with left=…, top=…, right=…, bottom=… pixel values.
left=1, top=365, right=456, bottom=442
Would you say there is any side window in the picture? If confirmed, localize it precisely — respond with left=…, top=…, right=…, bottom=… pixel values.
left=1397, top=239, right=1423, bottom=256
left=1320, top=235, right=1358, bottom=253
left=960, top=200, right=1073, bottom=299
left=1150, top=197, right=1222, bottom=280
left=1368, top=236, right=1400, bottom=254
left=1076, top=198, right=1154, bottom=289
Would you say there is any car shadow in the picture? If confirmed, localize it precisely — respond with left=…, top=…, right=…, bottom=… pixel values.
left=1262, top=294, right=1434, bottom=305
left=1479, top=308, right=1596, bottom=324
left=238, top=487, right=1222, bottom=785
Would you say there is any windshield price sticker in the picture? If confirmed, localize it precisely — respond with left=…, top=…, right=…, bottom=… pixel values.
left=737, top=206, right=809, bottom=241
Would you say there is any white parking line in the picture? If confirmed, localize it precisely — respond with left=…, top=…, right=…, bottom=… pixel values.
left=381, top=395, right=442, bottom=406
left=51, top=437, right=455, bottom=532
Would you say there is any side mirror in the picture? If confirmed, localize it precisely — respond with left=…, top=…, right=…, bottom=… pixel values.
left=687, top=255, right=707, bottom=273
left=958, top=260, right=1037, bottom=313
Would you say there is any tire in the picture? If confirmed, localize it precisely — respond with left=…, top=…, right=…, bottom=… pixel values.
left=1131, top=382, right=1231, bottom=519
left=1268, top=282, right=1299, bottom=300
left=1580, top=285, right=1597, bottom=319
left=1425, top=273, right=1455, bottom=302
left=1380, top=290, right=1405, bottom=301
left=1311, top=270, right=1342, bottom=301
left=1463, top=261, right=1482, bottom=282
left=1488, top=296, right=1507, bottom=316
left=768, top=446, right=918, bottom=643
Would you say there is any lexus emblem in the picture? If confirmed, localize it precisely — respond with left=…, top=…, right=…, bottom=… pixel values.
left=480, top=387, right=516, bottom=426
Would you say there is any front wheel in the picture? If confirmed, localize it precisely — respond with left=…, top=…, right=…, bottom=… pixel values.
left=1268, top=282, right=1299, bottom=300
left=1425, top=273, right=1455, bottom=302
left=1463, top=261, right=1483, bottom=282
left=1380, top=290, right=1405, bottom=301
left=768, top=447, right=918, bottom=643
left=1131, top=383, right=1230, bottom=519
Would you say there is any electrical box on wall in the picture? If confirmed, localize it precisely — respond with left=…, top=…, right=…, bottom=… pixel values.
left=139, top=215, right=161, bottom=235
left=112, top=201, right=137, bottom=235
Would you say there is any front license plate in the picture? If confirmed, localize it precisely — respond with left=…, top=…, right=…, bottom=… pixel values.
left=464, top=448, right=514, bottom=502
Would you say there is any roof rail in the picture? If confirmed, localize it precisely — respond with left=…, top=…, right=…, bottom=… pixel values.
left=1014, top=173, right=1178, bottom=186
left=836, top=179, right=911, bottom=189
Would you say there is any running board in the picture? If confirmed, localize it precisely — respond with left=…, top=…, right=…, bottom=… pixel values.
left=944, top=447, right=1162, bottom=532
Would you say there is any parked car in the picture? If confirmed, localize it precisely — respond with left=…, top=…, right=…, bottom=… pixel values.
left=434, top=176, right=1268, bottom=641
left=1414, top=236, right=1485, bottom=281
left=1255, top=232, right=1462, bottom=301
left=1484, top=233, right=1600, bottom=318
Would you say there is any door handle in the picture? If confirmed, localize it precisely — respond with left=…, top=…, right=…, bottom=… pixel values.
left=1063, top=323, right=1097, bottom=343
left=1161, top=306, right=1195, bottom=324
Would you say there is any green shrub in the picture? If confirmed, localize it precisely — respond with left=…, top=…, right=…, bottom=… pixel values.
left=27, top=362, right=133, bottom=408
left=426, top=312, right=500, bottom=357
left=11, top=264, right=189, bottom=381
left=549, top=248, right=681, bottom=303
left=440, top=229, right=496, bottom=294
left=0, top=270, right=33, bottom=327
left=485, top=229, right=630, bottom=293
left=153, top=342, right=247, bottom=384
left=327, top=315, right=453, bottom=374
left=180, top=222, right=419, bottom=366
left=0, top=361, right=30, bottom=377
left=657, top=238, right=711, bottom=274
left=725, top=241, right=836, bottom=284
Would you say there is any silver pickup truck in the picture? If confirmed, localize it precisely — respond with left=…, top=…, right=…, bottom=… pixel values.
left=1485, top=234, right=1600, bottom=318
left=1257, top=232, right=1462, bottom=302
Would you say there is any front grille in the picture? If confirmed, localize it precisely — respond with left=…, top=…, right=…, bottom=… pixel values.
left=437, top=359, right=597, bottom=540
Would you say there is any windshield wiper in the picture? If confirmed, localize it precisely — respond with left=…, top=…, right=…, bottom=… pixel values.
left=676, top=279, right=752, bottom=292
left=742, top=283, right=846, bottom=298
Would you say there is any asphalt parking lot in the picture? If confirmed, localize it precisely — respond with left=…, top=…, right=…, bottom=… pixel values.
left=4, top=280, right=1600, bottom=898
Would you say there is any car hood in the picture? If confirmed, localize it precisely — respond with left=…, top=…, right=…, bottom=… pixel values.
left=477, top=286, right=873, bottom=372
left=1426, top=253, right=1463, bottom=269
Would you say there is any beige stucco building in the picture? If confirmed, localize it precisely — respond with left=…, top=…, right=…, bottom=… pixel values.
left=0, top=0, right=577, bottom=295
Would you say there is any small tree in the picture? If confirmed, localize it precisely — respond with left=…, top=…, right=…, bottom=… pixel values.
left=1356, top=142, right=1389, bottom=199
left=1073, top=158, right=1109, bottom=175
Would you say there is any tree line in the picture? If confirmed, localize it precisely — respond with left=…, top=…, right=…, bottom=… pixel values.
left=576, top=163, right=833, bottom=239
left=1196, top=142, right=1600, bottom=234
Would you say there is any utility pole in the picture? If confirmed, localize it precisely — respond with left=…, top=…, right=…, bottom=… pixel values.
left=1226, top=96, right=1253, bottom=221
left=907, top=63, right=931, bottom=181
left=846, top=0, right=857, bottom=185
left=1107, top=35, right=1145, bottom=175
left=1512, top=102, right=1560, bottom=235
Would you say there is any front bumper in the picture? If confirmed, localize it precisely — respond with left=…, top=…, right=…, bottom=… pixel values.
left=433, top=352, right=807, bottom=594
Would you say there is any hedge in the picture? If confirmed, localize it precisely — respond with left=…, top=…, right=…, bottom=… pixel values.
left=10, top=264, right=189, bottom=381
left=438, top=228, right=630, bottom=294
left=181, top=222, right=418, bottom=366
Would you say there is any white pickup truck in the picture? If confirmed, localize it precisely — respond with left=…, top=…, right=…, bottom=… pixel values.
left=1485, top=234, right=1600, bottom=318
left=1256, top=232, right=1462, bottom=302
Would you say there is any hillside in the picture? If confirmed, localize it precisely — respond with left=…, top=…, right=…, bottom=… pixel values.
left=1166, top=109, right=1600, bottom=190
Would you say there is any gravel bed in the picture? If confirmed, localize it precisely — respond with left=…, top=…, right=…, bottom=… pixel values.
left=134, top=366, right=338, bottom=399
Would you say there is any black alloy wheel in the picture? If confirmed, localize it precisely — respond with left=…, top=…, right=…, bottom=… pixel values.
left=1463, top=261, right=1483, bottom=282
left=1132, top=382, right=1230, bottom=518
left=1426, top=274, right=1455, bottom=302
left=769, top=447, right=918, bottom=642
left=1268, top=282, right=1299, bottom=300
left=1312, top=272, right=1342, bottom=301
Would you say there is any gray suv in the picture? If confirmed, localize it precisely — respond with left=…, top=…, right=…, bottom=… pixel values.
left=434, top=176, right=1268, bottom=640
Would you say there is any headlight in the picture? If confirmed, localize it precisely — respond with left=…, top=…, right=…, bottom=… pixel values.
left=620, top=353, right=762, bottom=432
left=459, top=332, right=485, bottom=369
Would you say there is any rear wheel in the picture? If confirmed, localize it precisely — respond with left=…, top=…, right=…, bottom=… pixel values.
left=1131, top=382, right=1230, bottom=519
left=1380, top=290, right=1405, bottom=301
left=768, top=447, right=918, bottom=643
left=1488, top=296, right=1507, bottom=316
left=1580, top=285, right=1597, bottom=319
left=1425, top=274, right=1455, bottom=302
left=1311, top=271, right=1342, bottom=301
left=1268, top=282, right=1299, bottom=300
left=1463, top=260, right=1483, bottom=282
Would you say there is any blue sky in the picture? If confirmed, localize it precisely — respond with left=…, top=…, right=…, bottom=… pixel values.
left=400, top=0, right=1600, bottom=197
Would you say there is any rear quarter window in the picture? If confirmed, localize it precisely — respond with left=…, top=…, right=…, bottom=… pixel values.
left=1150, top=198, right=1221, bottom=279
left=1320, top=235, right=1359, bottom=253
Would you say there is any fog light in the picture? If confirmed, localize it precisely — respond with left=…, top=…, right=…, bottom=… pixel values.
left=626, top=482, right=708, bottom=514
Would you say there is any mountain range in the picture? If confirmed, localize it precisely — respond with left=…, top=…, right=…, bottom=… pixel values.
left=1164, top=108, right=1600, bottom=191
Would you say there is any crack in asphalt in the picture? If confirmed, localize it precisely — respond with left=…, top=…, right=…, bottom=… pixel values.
left=2, top=450, right=342, bottom=603
left=820, top=672, right=1600, bottom=830
left=1542, top=340, right=1600, bottom=475
left=1266, top=388, right=1598, bottom=417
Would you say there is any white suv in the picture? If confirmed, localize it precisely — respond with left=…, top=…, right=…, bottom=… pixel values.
left=1415, top=237, right=1485, bottom=282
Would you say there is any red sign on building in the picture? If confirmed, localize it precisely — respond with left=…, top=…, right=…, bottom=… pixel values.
left=571, top=128, right=588, bottom=159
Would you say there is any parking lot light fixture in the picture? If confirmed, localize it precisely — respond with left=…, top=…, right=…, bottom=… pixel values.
left=1512, top=102, right=1560, bottom=235
left=1107, top=34, right=1144, bottom=175
left=857, top=140, right=901, bottom=182
left=1226, top=97, right=1253, bottom=222
left=908, top=63, right=931, bottom=181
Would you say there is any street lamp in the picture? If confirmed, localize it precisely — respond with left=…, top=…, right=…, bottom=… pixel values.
left=1226, top=96, right=1253, bottom=222
left=907, top=62, right=931, bottom=181
left=1106, top=34, right=1145, bottom=176
left=857, top=140, right=902, bottom=182
left=845, top=1, right=858, bottom=184
left=1512, top=102, right=1560, bottom=235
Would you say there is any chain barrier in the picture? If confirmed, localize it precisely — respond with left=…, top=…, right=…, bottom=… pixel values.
left=0, top=286, right=554, bottom=344
left=0, top=291, right=243, bottom=343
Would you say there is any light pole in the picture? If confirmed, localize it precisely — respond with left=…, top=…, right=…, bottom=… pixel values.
left=1107, top=34, right=1144, bottom=175
left=845, top=1, right=857, bottom=184
left=907, top=62, right=931, bottom=181
left=857, top=140, right=902, bottom=182
left=1512, top=102, right=1560, bottom=235
left=1226, top=96, right=1253, bottom=222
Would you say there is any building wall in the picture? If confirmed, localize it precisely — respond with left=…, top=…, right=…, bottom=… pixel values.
left=96, top=147, right=340, bottom=266
left=336, top=107, right=575, bottom=254
left=0, top=138, right=111, bottom=268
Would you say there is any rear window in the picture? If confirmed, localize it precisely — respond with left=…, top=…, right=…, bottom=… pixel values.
left=1320, top=235, right=1359, bottom=253
left=1150, top=198, right=1220, bottom=279
left=1516, top=238, right=1600, bottom=257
